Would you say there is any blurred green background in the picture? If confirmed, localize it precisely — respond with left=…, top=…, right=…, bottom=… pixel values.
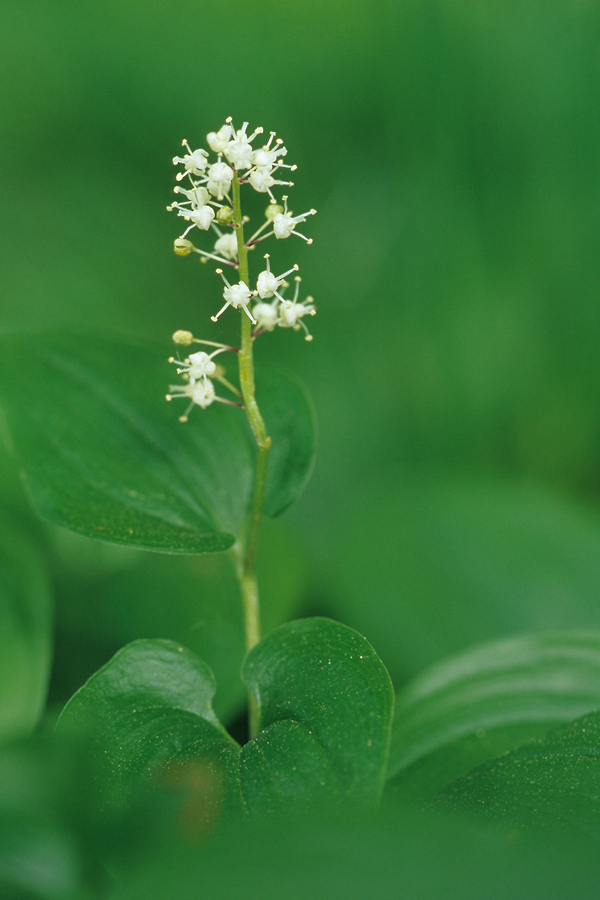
left=3, top=0, right=600, bottom=714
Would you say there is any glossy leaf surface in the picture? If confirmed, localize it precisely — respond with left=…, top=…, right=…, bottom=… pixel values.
left=242, top=617, right=394, bottom=810
left=59, top=619, right=393, bottom=816
left=59, top=639, right=242, bottom=818
left=438, top=709, right=600, bottom=841
left=0, top=332, right=316, bottom=553
left=388, top=632, right=600, bottom=800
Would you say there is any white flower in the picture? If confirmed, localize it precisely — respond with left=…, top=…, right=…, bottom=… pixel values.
left=166, top=340, right=238, bottom=420
left=214, top=231, right=238, bottom=261
left=248, top=166, right=293, bottom=203
left=170, top=348, right=227, bottom=384
left=252, top=301, right=279, bottom=331
left=173, top=140, right=209, bottom=180
left=279, top=294, right=316, bottom=340
left=256, top=254, right=299, bottom=302
left=206, top=122, right=234, bottom=155
left=173, top=185, right=210, bottom=208
left=166, top=378, right=216, bottom=421
left=225, top=121, right=263, bottom=170
left=272, top=196, right=317, bottom=242
left=174, top=204, right=215, bottom=234
left=212, top=270, right=256, bottom=323
left=168, top=183, right=215, bottom=235
left=206, top=162, right=234, bottom=199
left=252, top=132, right=288, bottom=168
left=252, top=277, right=316, bottom=340
left=278, top=276, right=317, bottom=340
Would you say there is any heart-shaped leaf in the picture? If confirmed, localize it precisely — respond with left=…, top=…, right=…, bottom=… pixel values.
left=58, top=639, right=242, bottom=820
left=387, top=632, right=600, bottom=801
left=241, top=618, right=394, bottom=810
left=59, top=619, right=393, bottom=817
left=0, top=332, right=316, bottom=553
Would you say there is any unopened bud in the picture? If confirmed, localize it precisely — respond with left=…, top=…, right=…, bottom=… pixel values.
left=216, top=207, right=234, bottom=225
left=265, top=203, right=284, bottom=221
left=174, top=238, right=194, bottom=256
left=172, top=330, right=194, bottom=346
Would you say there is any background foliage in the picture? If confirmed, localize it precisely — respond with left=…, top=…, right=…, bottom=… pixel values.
left=3, top=0, right=600, bottom=895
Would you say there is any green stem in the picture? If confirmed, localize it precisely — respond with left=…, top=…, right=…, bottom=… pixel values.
left=231, top=172, right=271, bottom=740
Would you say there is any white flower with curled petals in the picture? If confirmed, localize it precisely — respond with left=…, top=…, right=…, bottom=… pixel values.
left=173, top=140, right=209, bottom=180
left=174, top=204, right=215, bottom=235
left=206, top=162, right=234, bottom=200
left=253, top=276, right=316, bottom=340
left=206, top=122, right=234, bottom=155
left=225, top=121, right=263, bottom=170
left=248, top=167, right=293, bottom=203
left=252, top=132, right=289, bottom=168
left=279, top=294, right=316, bottom=340
left=172, top=185, right=211, bottom=208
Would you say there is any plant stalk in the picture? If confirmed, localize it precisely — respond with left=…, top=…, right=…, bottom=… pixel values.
left=231, top=172, right=271, bottom=739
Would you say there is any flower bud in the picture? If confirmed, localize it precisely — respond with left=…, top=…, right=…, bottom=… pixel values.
left=174, top=238, right=194, bottom=256
left=265, top=203, right=284, bottom=221
left=216, top=206, right=234, bottom=225
left=172, top=330, right=194, bottom=345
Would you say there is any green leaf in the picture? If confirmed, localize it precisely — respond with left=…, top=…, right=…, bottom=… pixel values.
left=0, top=512, right=52, bottom=741
left=59, top=619, right=393, bottom=818
left=387, top=632, right=600, bottom=801
left=438, top=709, right=600, bottom=841
left=0, top=332, right=316, bottom=553
left=58, top=639, right=242, bottom=819
left=241, top=618, right=394, bottom=810
left=260, top=365, right=316, bottom=518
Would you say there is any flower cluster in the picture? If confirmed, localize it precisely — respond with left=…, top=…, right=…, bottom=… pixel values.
left=167, top=118, right=317, bottom=420
left=165, top=337, right=241, bottom=421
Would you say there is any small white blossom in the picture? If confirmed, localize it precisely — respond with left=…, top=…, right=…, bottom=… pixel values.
left=206, top=122, right=234, bottom=155
left=166, top=378, right=216, bottom=421
left=225, top=121, right=263, bottom=170
left=174, top=204, right=215, bottom=234
left=166, top=340, right=238, bottom=420
left=214, top=231, right=238, bottom=261
left=252, top=301, right=279, bottom=331
left=252, top=133, right=289, bottom=168
left=253, top=276, right=316, bottom=340
left=169, top=348, right=228, bottom=384
left=248, top=166, right=293, bottom=203
left=206, top=162, right=234, bottom=199
left=173, top=185, right=211, bottom=208
left=168, top=183, right=216, bottom=235
left=273, top=197, right=316, bottom=242
left=173, top=140, right=209, bottom=180
left=278, top=277, right=316, bottom=340
left=212, top=270, right=256, bottom=323
left=256, top=254, right=299, bottom=303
